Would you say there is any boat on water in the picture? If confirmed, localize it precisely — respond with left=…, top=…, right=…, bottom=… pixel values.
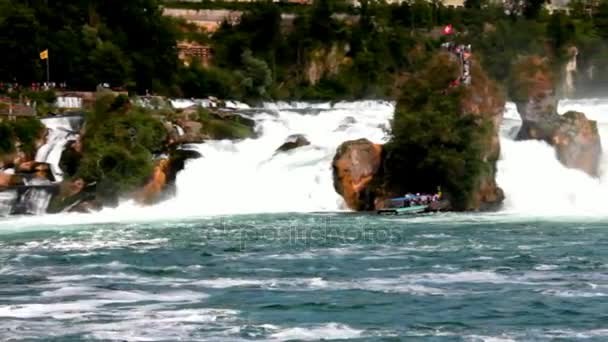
left=377, top=204, right=428, bottom=215
left=376, top=195, right=437, bottom=215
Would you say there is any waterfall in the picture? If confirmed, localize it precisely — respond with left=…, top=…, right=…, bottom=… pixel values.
left=174, top=124, right=185, bottom=137
left=35, top=115, right=84, bottom=182
left=497, top=99, right=608, bottom=215
left=153, top=101, right=393, bottom=215
left=0, top=190, right=17, bottom=217
left=18, top=179, right=53, bottom=215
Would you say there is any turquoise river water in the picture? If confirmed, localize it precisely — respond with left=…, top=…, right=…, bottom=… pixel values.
left=0, top=212, right=607, bottom=341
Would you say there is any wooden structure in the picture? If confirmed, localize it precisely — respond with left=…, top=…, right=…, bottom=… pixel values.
left=177, top=41, right=213, bottom=67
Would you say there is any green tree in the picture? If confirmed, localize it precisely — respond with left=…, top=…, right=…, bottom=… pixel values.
left=237, top=50, right=273, bottom=98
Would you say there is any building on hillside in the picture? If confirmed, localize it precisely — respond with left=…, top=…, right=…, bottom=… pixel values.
left=345, top=0, right=465, bottom=6
left=177, top=41, right=213, bottom=67
left=55, top=95, right=84, bottom=109
left=163, top=8, right=242, bottom=32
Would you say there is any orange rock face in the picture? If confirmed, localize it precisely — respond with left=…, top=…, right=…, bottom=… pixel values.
left=136, top=159, right=170, bottom=205
left=332, top=139, right=382, bottom=210
left=0, top=172, right=21, bottom=187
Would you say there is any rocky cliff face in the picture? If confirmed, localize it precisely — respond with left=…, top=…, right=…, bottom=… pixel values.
left=332, top=139, right=382, bottom=210
left=306, top=44, right=351, bottom=85
left=511, top=56, right=601, bottom=177
left=332, top=52, right=505, bottom=211
left=135, top=149, right=202, bottom=205
left=460, top=56, right=506, bottom=210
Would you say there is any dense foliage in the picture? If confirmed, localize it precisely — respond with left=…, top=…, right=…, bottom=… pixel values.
left=383, top=54, right=493, bottom=209
left=0, top=0, right=178, bottom=94
left=76, top=94, right=167, bottom=204
left=0, top=118, right=44, bottom=156
left=5, top=0, right=608, bottom=99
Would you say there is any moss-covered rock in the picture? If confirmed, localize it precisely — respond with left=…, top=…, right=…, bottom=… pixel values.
left=197, top=109, right=256, bottom=140
left=333, top=52, right=505, bottom=211
left=47, top=178, right=98, bottom=214
left=59, top=141, right=83, bottom=178
left=0, top=118, right=45, bottom=163
left=75, top=94, right=167, bottom=205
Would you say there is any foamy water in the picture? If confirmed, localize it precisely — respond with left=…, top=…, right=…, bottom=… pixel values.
left=1, top=214, right=607, bottom=340
left=497, top=99, right=608, bottom=215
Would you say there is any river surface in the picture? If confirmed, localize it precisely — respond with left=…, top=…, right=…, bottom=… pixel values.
left=1, top=213, right=607, bottom=341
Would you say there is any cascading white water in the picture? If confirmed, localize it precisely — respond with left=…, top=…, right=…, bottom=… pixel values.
left=19, top=178, right=53, bottom=215
left=0, top=190, right=17, bottom=217
left=35, top=116, right=84, bottom=182
left=497, top=99, right=608, bottom=215
left=156, top=101, right=393, bottom=215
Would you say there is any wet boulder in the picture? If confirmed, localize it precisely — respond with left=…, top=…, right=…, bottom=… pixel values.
left=135, top=149, right=202, bottom=205
left=59, top=140, right=83, bottom=178
left=332, top=139, right=382, bottom=210
left=276, top=134, right=311, bottom=153
left=47, top=178, right=97, bottom=213
left=510, top=56, right=602, bottom=176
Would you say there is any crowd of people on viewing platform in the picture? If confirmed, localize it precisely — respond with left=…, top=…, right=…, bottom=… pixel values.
left=440, top=42, right=472, bottom=86
left=0, top=82, right=68, bottom=94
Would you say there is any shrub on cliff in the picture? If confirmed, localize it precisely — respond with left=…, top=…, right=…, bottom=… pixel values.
left=197, top=108, right=255, bottom=140
left=0, top=118, right=44, bottom=156
left=76, top=94, right=167, bottom=204
left=0, top=122, right=14, bottom=155
left=508, top=55, right=554, bottom=103
left=383, top=53, right=494, bottom=209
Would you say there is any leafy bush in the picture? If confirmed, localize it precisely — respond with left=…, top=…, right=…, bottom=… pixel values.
left=12, top=117, right=44, bottom=155
left=197, top=108, right=255, bottom=140
left=0, top=122, right=15, bottom=154
left=76, top=95, right=167, bottom=203
left=0, top=118, right=44, bottom=156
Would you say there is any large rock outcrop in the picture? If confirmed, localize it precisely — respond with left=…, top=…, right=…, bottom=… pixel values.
left=460, top=55, right=506, bottom=210
left=511, top=56, right=601, bottom=176
left=332, top=52, right=505, bottom=211
left=332, top=139, right=382, bottom=210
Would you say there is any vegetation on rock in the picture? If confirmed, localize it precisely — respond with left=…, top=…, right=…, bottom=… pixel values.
left=382, top=53, right=504, bottom=210
left=196, top=108, right=256, bottom=140
left=0, top=118, right=44, bottom=157
left=75, top=94, right=167, bottom=204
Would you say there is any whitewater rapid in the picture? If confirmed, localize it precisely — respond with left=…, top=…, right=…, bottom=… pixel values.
left=166, top=101, right=393, bottom=214
left=497, top=99, right=608, bottom=215
left=5, top=99, right=608, bottom=226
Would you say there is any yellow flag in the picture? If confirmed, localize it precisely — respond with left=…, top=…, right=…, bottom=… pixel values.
left=39, top=49, right=48, bottom=60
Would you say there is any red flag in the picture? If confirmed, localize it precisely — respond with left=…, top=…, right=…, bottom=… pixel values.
left=443, top=24, right=453, bottom=35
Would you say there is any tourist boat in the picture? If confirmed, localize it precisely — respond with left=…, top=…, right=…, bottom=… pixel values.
left=376, top=196, right=429, bottom=215
left=377, top=204, right=428, bottom=215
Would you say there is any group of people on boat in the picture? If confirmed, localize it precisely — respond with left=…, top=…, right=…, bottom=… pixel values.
left=397, top=190, right=442, bottom=207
